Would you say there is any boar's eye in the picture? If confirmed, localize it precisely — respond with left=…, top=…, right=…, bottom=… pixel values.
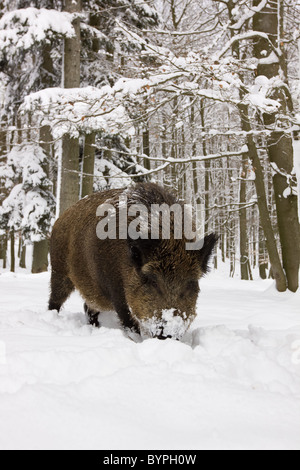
left=142, top=273, right=159, bottom=290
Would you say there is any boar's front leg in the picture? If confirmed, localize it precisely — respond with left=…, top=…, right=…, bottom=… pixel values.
left=115, top=302, right=140, bottom=335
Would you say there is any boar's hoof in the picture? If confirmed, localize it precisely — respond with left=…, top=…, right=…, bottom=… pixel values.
left=155, top=334, right=172, bottom=340
left=48, top=300, right=62, bottom=312
left=84, top=303, right=100, bottom=328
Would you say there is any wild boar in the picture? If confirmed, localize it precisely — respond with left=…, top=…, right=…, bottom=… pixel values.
left=48, top=183, right=217, bottom=339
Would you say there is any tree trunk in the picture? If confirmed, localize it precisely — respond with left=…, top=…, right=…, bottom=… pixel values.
left=10, top=230, right=15, bottom=273
left=59, top=0, right=81, bottom=215
left=199, top=99, right=210, bottom=234
left=31, top=124, right=52, bottom=273
left=0, top=123, right=6, bottom=163
left=81, top=132, right=96, bottom=197
left=259, top=226, right=268, bottom=280
left=238, top=103, right=286, bottom=291
left=267, top=132, right=300, bottom=291
left=1, top=233, right=7, bottom=269
left=190, top=103, right=199, bottom=203
left=0, top=118, right=8, bottom=265
left=239, top=155, right=250, bottom=280
left=170, top=96, right=178, bottom=190
left=253, top=0, right=300, bottom=292
left=143, top=126, right=150, bottom=171
left=19, top=244, right=26, bottom=269
left=31, top=240, right=49, bottom=273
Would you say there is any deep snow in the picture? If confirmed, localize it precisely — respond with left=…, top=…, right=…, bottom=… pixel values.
left=0, top=268, right=299, bottom=450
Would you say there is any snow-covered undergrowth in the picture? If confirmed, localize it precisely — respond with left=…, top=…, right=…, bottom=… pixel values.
left=0, top=270, right=299, bottom=450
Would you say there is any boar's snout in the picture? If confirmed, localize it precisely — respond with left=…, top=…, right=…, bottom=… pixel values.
left=138, top=308, right=195, bottom=341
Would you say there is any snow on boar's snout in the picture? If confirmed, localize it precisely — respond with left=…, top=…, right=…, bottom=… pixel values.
left=48, top=183, right=217, bottom=340
left=125, top=239, right=202, bottom=340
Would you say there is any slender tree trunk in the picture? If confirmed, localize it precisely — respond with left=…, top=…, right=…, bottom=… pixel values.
left=32, top=240, right=49, bottom=273
left=31, top=124, right=52, bottom=273
left=0, top=117, right=8, bottom=265
left=143, top=126, right=150, bottom=171
left=0, top=123, right=6, bottom=163
left=190, top=103, right=199, bottom=204
left=238, top=103, right=286, bottom=291
left=59, top=0, right=81, bottom=215
left=1, top=234, right=7, bottom=269
left=170, top=97, right=178, bottom=190
left=253, top=0, right=300, bottom=292
left=239, top=155, right=249, bottom=280
left=199, top=99, right=210, bottom=234
left=10, top=230, right=15, bottom=273
left=226, top=160, right=235, bottom=278
left=30, top=35, right=57, bottom=273
left=19, top=244, right=26, bottom=269
left=81, top=132, right=96, bottom=197
left=259, top=226, right=268, bottom=280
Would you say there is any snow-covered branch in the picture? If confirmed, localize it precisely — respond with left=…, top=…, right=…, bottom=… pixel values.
left=216, top=31, right=281, bottom=60
left=0, top=8, right=75, bottom=58
left=230, top=0, right=268, bottom=30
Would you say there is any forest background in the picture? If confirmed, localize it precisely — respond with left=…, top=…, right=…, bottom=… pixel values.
left=0, top=0, right=299, bottom=293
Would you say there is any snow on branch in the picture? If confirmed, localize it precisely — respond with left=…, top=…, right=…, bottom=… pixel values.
left=20, top=74, right=186, bottom=139
left=0, top=8, right=75, bottom=57
left=230, top=0, right=268, bottom=31
left=20, top=69, right=282, bottom=139
left=95, top=148, right=250, bottom=180
left=21, top=85, right=136, bottom=139
left=246, top=76, right=281, bottom=114
left=216, top=31, right=281, bottom=60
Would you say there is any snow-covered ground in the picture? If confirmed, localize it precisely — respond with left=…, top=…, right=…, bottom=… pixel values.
left=0, top=267, right=299, bottom=450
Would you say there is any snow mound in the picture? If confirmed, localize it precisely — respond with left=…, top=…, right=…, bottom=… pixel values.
left=0, top=272, right=299, bottom=450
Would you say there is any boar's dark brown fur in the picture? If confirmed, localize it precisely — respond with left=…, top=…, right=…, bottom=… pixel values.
left=49, top=183, right=217, bottom=339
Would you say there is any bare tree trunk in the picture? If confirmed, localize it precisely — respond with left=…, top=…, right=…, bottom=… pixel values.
left=31, top=124, right=52, bottom=273
left=259, top=226, right=268, bottom=280
left=32, top=240, right=49, bottom=273
left=239, top=155, right=250, bottom=280
left=190, top=103, right=199, bottom=205
left=19, top=243, right=26, bottom=269
left=0, top=123, right=6, bottom=163
left=59, top=0, right=81, bottom=215
left=238, top=103, right=286, bottom=291
left=226, top=160, right=235, bottom=278
left=10, top=230, right=15, bottom=273
left=199, top=100, right=210, bottom=234
left=1, top=234, right=7, bottom=269
left=0, top=116, right=8, bottom=265
left=253, top=0, right=300, bottom=292
left=81, top=132, right=96, bottom=197
left=267, top=132, right=300, bottom=291
left=143, top=126, right=150, bottom=171
left=170, top=96, right=178, bottom=190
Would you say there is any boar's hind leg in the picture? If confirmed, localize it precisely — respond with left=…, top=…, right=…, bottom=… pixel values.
left=48, top=271, right=74, bottom=312
left=84, top=303, right=100, bottom=327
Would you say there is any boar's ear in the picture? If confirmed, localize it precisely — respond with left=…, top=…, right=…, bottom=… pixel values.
left=197, top=233, right=218, bottom=274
